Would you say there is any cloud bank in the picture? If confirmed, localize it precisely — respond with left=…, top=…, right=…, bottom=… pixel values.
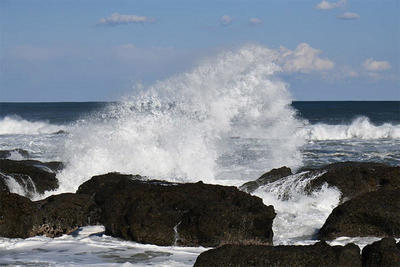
left=98, top=13, right=155, bottom=26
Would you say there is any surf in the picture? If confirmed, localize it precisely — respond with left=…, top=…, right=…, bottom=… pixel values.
left=54, top=44, right=306, bottom=193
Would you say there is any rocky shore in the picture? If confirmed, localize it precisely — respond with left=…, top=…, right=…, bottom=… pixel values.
left=1, top=156, right=399, bottom=266
left=194, top=238, right=400, bottom=267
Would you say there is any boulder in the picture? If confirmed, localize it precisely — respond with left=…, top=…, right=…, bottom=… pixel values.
left=239, top=166, right=292, bottom=193
left=0, top=159, right=62, bottom=195
left=194, top=242, right=361, bottom=267
left=33, top=193, right=102, bottom=237
left=318, top=189, right=400, bottom=240
left=306, top=162, right=400, bottom=201
left=238, top=162, right=400, bottom=201
left=0, top=191, right=37, bottom=238
left=77, top=173, right=276, bottom=247
left=362, top=237, right=400, bottom=267
left=0, top=191, right=101, bottom=238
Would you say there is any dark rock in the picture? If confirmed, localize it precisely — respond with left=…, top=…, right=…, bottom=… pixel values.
left=0, top=191, right=37, bottom=238
left=194, top=242, right=361, bottom=267
left=362, top=238, right=400, bottom=267
left=306, top=162, right=400, bottom=201
left=33, top=193, right=102, bottom=237
left=77, top=173, right=276, bottom=247
left=318, top=189, right=400, bottom=240
left=0, top=191, right=101, bottom=238
left=238, top=162, right=400, bottom=201
left=0, top=159, right=62, bottom=195
left=0, top=173, right=9, bottom=192
left=239, top=166, right=292, bottom=193
left=0, top=149, right=30, bottom=159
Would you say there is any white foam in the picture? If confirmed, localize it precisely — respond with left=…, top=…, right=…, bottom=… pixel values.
left=328, top=236, right=384, bottom=250
left=53, top=44, right=306, bottom=193
left=0, top=171, right=37, bottom=198
left=0, top=116, right=65, bottom=135
left=6, top=150, right=27, bottom=160
left=0, top=225, right=207, bottom=266
left=283, top=237, right=400, bottom=250
left=253, top=172, right=341, bottom=245
left=303, top=117, right=400, bottom=140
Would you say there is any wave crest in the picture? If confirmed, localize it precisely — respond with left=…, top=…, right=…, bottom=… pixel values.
left=0, top=116, right=65, bottom=135
left=55, top=44, right=306, bottom=192
left=304, top=117, right=400, bottom=140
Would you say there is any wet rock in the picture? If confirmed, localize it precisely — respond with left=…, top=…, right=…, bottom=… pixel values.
left=194, top=241, right=361, bottom=267
left=77, top=173, right=276, bottom=247
left=0, top=173, right=9, bottom=192
left=306, top=161, right=400, bottom=201
left=0, top=159, right=62, bottom=195
left=362, top=237, right=400, bottom=267
left=239, top=166, right=292, bottom=193
left=318, top=189, right=400, bottom=240
left=33, top=193, right=102, bottom=237
left=0, top=191, right=101, bottom=238
left=0, top=191, right=37, bottom=238
left=239, top=162, right=399, bottom=201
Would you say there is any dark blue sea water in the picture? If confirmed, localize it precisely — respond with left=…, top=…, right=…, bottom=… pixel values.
left=1, top=101, right=399, bottom=125
left=292, top=101, right=400, bottom=125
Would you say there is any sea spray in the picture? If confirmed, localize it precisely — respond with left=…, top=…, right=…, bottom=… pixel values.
left=252, top=172, right=341, bottom=245
left=304, top=116, right=400, bottom=140
left=55, top=44, right=306, bottom=193
left=0, top=116, right=65, bottom=135
left=0, top=172, right=38, bottom=198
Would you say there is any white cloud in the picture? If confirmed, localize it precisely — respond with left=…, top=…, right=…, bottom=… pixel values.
left=97, top=13, right=155, bottom=26
left=315, top=0, right=346, bottom=10
left=278, top=43, right=334, bottom=73
left=337, top=12, right=360, bottom=20
left=363, top=58, right=391, bottom=72
left=220, top=15, right=232, bottom=26
left=249, top=18, right=262, bottom=25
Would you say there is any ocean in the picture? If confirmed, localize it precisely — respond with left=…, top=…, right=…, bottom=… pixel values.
left=0, top=46, right=399, bottom=266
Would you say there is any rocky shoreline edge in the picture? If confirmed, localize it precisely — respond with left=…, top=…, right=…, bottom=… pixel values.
left=1, top=151, right=399, bottom=266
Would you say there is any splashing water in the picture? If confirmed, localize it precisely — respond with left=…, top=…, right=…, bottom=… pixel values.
left=253, top=172, right=341, bottom=245
left=0, top=116, right=65, bottom=135
left=53, top=44, right=306, bottom=193
left=0, top=172, right=38, bottom=198
left=304, top=116, right=400, bottom=140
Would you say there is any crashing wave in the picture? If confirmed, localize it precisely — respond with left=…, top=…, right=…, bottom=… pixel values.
left=55, top=44, right=306, bottom=193
left=304, top=117, right=400, bottom=140
left=0, top=116, right=66, bottom=135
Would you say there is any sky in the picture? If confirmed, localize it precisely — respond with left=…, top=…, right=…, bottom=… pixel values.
left=0, top=0, right=399, bottom=101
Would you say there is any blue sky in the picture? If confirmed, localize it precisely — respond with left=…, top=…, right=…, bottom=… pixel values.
left=0, top=0, right=399, bottom=101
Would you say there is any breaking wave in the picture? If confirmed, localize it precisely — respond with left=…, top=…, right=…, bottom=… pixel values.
left=0, top=116, right=66, bottom=135
left=55, top=44, right=306, bottom=193
left=304, top=117, right=400, bottom=140
left=252, top=171, right=341, bottom=244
